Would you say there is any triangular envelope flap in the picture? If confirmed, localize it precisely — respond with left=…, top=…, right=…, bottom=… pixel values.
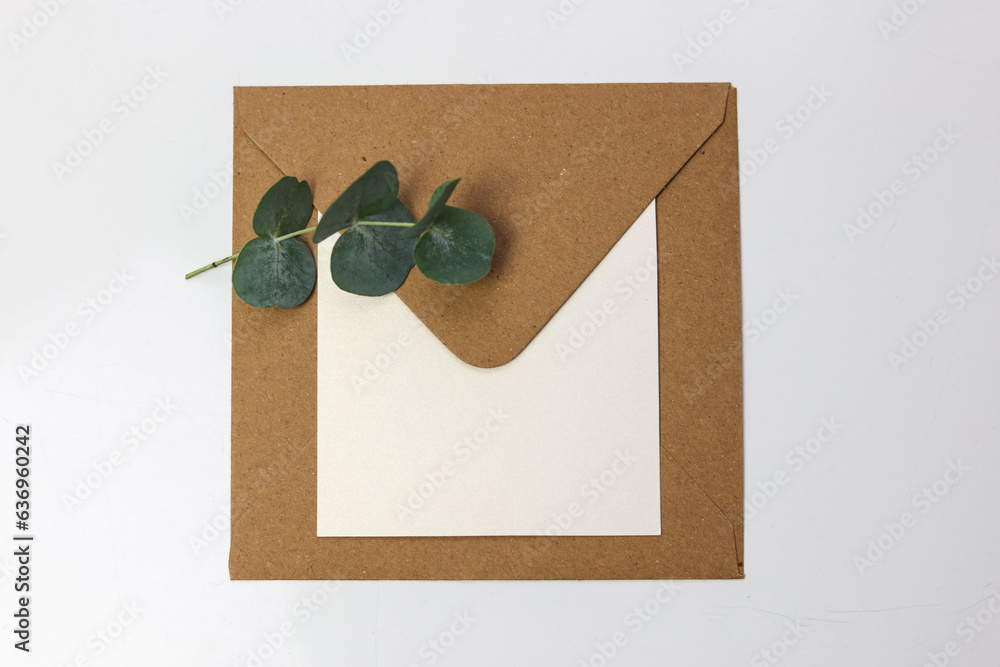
left=235, top=83, right=731, bottom=367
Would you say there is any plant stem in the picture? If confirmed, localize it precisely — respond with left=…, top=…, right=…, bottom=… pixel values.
left=184, top=220, right=414, bottom=280
left=185, top=253, right=238, bottom=280
left=185, top=226, right=318, bottom=280
left=274, top=225, right=318, bottom=243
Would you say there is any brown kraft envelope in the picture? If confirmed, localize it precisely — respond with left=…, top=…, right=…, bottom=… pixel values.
left=230, top=83, right=743, bottom=580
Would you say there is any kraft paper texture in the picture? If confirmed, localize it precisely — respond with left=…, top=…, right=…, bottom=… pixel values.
left=230, top=83, right=743, bottom=579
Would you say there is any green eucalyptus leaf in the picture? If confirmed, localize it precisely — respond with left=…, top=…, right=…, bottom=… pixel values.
left=314, top=161, right=399, bottom=244
left=253, top=176, right=313, bottom=239
left=362, top=198, right=415, bottom=227
left=413, top=206, right=495, bottom=285
left=400, top=178, right=460, bottom=239
left=232, top=237, right=316, bottom=308
left=329, top=199, right=417, bottom=296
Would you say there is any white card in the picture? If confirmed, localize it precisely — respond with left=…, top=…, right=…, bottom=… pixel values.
left=317, top=201, right=661, bottom=536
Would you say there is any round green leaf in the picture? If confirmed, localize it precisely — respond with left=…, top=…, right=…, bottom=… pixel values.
left=232, top=237, right=316, bottom=308
left=329, top=199, right=417, bottom=296
left=314, top=161, right=400, bottom=244
left=413, top=206, right=495, bottom=285
left=253, top=176, right=313, bottom=239
left=400, top=178, right=460, bottom=239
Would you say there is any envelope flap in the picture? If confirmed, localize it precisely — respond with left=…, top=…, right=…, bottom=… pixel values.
left=235, top=83, right=731, bottom=367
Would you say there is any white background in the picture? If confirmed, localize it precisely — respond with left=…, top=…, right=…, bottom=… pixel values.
left=1, top=0, right=998, bottom=665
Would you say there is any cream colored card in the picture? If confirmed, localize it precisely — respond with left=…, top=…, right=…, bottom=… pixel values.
left=316, top=202, right=661, bottom=537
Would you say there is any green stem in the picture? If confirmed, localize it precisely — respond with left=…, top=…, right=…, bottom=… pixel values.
left=184, top=220, right=414, bottom=280
left=357, top=221, right=416, bottom=227
left=185, top=253, right=238, bottom=280
left=274, top=225, right=318, bottom=242
left=185, top=226, right=318, bottom=280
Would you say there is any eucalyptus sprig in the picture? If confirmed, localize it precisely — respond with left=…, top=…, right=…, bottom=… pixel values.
left=185, top=161, right=496, bottom=308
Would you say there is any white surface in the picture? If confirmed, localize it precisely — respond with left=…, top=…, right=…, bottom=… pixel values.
left=317, top=203, right=661, bottom=537
left=1, top=0, right=998, bottom=665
